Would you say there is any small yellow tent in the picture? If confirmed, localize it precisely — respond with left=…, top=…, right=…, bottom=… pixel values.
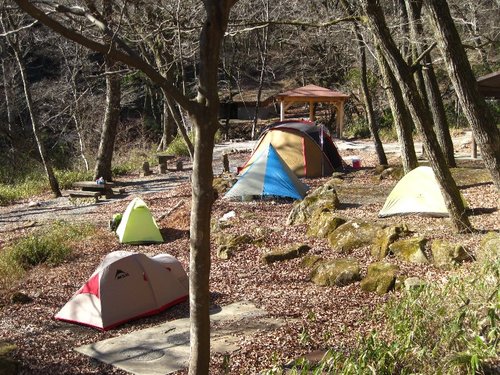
left=115, top=197, right=163, bottom=244
left=379, top=166, right=467, bottom=217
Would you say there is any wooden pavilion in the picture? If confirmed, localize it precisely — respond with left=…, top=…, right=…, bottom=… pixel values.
left=275, top=84, right=350, bottom=138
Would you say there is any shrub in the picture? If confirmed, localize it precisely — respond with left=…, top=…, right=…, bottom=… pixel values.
left=0, top=222, right=95, bottom=291
left=55, top=170, right=93, bottom=190
left=0, top=176, right=47, bottom=206
left=165, top=133, right=194, bottom=157
left=282, top=256, right=499, bottom=374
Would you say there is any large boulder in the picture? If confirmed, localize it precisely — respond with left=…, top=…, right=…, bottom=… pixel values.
left=360, top=262, right=399, bottom=295
left=287, top=179, right=340, bottom=225
left=327, top=220, right=383, bottom=254
left=261, top=243, right=311, bottom=264
left=213, top=174, right=237, bottom=196
left=215, top=233, right=253, bottom=260
left=306, top=210, right=346, bottom=239
left=310, top=258, right=361, bottom=287
left=431, top=240, right=474, bottom=267
left=371, top=225, right=409, bottom=259
left=389, top=237, right=429, bottom=264
left=476, top=232, right=500, bottom=263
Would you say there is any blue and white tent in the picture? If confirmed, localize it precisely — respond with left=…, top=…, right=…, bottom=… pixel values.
left=224, top=144, right=308, bottom=200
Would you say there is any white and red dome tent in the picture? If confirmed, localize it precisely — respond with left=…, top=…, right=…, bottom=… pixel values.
left=55, top=251, right=188, bottom=330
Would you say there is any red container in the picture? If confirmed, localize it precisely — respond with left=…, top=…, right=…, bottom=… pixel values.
left=352, top=158, right=361, bottom=169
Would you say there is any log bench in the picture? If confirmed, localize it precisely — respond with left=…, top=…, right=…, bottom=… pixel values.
left=66, top=190, right=101, bottom=203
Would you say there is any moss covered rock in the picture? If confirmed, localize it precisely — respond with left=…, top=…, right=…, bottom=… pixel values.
left=213, top=174, right=237, bottom=196
left=389, top=237, right=429, bottom=264
left=215, top=233, right=253, bottom=260
left=262, top=244, right=311, bottom=264
left=477, top=232, right=500, bottom=263
left=301, top=255, right=323, bottom=269
left=306, top=210, right=346, bottom=238
left=327, top=220, right=383, bottom=254
left=371, top=225, right=409, bottom=260
left=403, top=277, right=426, bottom=290
left=0, top=342, right=18, bottom=375
left=360, top=262, right=399, bottom=295
left=431, top=240, right=473, bottom=267
left=287, top=179, right=340, bottom=225
left=310, top=258, right=361, bottom=287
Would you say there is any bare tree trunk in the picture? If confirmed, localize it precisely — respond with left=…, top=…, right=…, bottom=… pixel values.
left=405, top=0, right=456, bottom=167
left=357, top=27, right=387, bottom=165
left=424, top=0, right=500, bottom=190
left=376, top=50, right=418, bottom=173
left=1, top=57, right=14, bottom=133
left=187, top=2, right=233, bottom=373
left=251, top=0, right=270, bottom=140
left=10, top=41, right=61, bottom=197
left=93, top=57, right=120, bottom=181
left=362, top=0, right=472, bottom=232
left=157, top=96, right=173, bottom=152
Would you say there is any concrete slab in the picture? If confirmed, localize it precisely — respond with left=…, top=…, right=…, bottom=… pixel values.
left=76, top=301, right=284, bottom=375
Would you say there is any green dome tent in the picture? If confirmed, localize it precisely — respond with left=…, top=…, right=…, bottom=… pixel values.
left=115, top=197, right=163, bottom=244
left=378, top=166, right=467, bottom=217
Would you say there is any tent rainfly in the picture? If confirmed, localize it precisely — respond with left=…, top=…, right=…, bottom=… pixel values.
left=224, top=144, right=308, bottom=200
left=378, top=166, right=467, bottom=217
left=115, top=197, right=163, bottom=244
left=54, top=251, right=189, bottom=330
left=240, top=120, right=344, bottom=178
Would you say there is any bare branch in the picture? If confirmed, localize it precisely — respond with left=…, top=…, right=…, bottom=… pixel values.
left=0, top=19, right=38, bottom=37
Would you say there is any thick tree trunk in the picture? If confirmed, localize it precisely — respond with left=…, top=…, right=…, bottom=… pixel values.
left=377, top=51, right=418, bottom=173
left=362, top=0, right=472, bottom=232
left=93, top=57, right=120, bottom=181
left=405, top=0, right=456, bottom=167
left=424, top=0, right=500, bottom=190
left=188, top=2, right=233, bottom=374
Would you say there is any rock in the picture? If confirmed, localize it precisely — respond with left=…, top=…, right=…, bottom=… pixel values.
left=301, top=255, right=323, bottom=269
left=215, top=233, right=253, bottom=260
left=327, top=220, right=383, bottom=254
left=379, top=166, right=404, bottom=180
left=360, top=262, right=399, bottom=295
left=310, top=258, right=361, bottom=287
left=477, top=232, right=500, bottom=263
left=374, top=164, right=390, bottom=174
left=371, top=225, right=409, bottom=259
left=431, top=240, right=474, bottom=267
left=262, top=244, right=311, bottom=264
left=213, top=175, right=237, bottom=196
left=403, top=277, right=426, bottom=290
left=389, top=237, right=429, bottom=264
left=0, top=342, right=18, bottom=375
left=10, top=292, right=33, bottom=304
left=306, top=210, right=346, bottom=238
left=287, top=179, right=340, bottom=225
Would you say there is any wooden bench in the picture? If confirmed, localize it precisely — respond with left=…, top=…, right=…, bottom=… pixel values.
left=72, top=181, right=115, bottom=199
left=66, top=190, right=101, bottom=203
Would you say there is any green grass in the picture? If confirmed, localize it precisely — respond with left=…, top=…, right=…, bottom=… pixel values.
left=0, top=221, right=96, bottom=291
left=164, top=133, right=194, bottom=157
left=0, top=176, right=47, bottom=206
left=278, top=256, right=499, bottom=375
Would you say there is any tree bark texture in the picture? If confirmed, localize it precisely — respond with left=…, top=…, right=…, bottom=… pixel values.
left=188, top=2, right=234, bottom=374
left=357, top=26, right=387, bottom=165
left=405, top=0, right=456, bottom=167
left=376, top=50, right=418, bottom=173
left=362, top=0, right=472, bottom=232
left=424, top=0, right=500, bottom=190
left=93, top=57, right=121, bottom=181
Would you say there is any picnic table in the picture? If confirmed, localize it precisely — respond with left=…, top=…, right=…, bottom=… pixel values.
left=69, top=181, right=115, bottom=200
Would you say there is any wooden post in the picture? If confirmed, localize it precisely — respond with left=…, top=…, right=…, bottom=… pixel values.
left=176, top=160, right=184, bottom=171
left=471, top=137, right=477, bottom=159
left=280, top=100, right=285, bottom=121
left=141, top=161, right=152, bottom=176
left=222, top=154, right=230, bottom=173
left=309, top=101, right=315, bottom=121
